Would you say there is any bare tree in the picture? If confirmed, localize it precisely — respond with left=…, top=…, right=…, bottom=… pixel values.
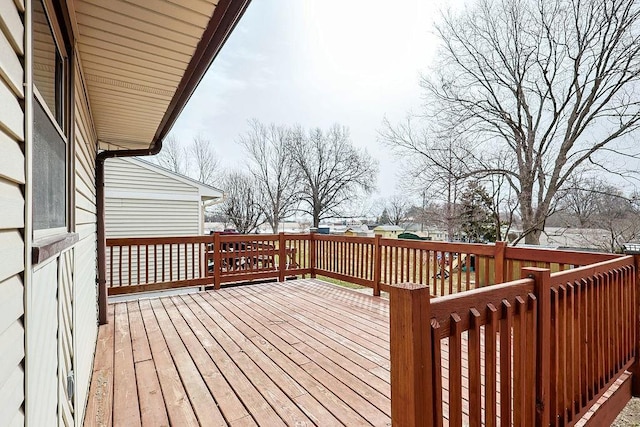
left=239, top=119, right=299, bottom=233
left=154, top=135, right=188, bottom=175
left=554, top=179, right=640, bottom=251
left=219, top=172, right=263, bottom=233
left=385, top=196, right=411, bottom=226
left=152, top=134, right=218, bottom=186
left=594, top=189, right=640, bottom=253
left=556, top=175, right=609, bottom=227
left=189, top=135, right=219, bottom=186
left=384, top=0, right=640, bottom=244
left=289, top=125, right=378, bottom=227
left=381, top=123, right=470, bottom=240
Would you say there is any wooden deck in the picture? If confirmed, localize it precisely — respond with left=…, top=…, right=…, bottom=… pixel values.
left=85, top=279, right=393, bottom=426
left=84, top=278, right=630, bottom=426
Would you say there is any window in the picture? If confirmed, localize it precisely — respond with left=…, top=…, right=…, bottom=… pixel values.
left=32, top=0, right=71, bottom=233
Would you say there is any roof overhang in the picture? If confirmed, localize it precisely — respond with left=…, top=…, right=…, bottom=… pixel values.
left=69, top=0, right=250, bottom=151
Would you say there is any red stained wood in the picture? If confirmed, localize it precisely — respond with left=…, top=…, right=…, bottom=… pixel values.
left=448, top=313, right=463, bottom=427
left=97, top=233, right=638, bottom=426
left=389, top=282, right=433, bottom=427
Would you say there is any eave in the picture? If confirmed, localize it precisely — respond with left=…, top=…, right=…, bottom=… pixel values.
left=70, top=0, right=251, bottom=151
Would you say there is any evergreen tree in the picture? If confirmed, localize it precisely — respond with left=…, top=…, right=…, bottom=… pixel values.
left=378, top=208, right=391, bottom=225
left=460, top=181, right=496, bottom=242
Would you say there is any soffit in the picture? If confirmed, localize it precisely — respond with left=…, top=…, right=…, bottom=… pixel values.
left=73, top=0, right=219, bottom=150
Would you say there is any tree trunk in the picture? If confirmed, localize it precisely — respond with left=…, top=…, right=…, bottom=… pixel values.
left=313, top=212, right=320, bottom=228
left=524, top=228, right=542, bottom=245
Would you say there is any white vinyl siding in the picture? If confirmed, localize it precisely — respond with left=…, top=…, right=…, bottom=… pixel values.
left=28, top=260, right=60, bottom=427
left=0, top=0, right=25, bottom=425
left=105, top=157, right=200, bottom=194
left=106, top=198, right=201, bottom=237
left=105, top=157, right=203, bottom=238
left=73, top=56, right=98, bottom=426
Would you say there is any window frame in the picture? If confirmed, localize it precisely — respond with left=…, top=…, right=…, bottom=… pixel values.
left=31, top=0, right=75, bottom=243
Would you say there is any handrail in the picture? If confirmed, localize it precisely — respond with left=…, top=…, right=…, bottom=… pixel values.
left=549, top=254, right=633, bottom=285
left=103, top=232, right=638, bottom=425
left=105, top=233, right=626, bottom=297
left=389, top=253, right=638, bottom=426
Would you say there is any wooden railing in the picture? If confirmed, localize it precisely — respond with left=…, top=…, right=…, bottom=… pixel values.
left=312, top=235, right=616, bottom=297
left=389, top=255, right=638, bottom=426
left=106, top=233, right=311, bottom=295
left=207, top=233, right=311, bottom=289
left=105, top=232, right=637, bottom=424
left=106, top=233, right=619, bottom=296
left=106, top=236, right=211, bottom=295
left=546, top=256, right=636, bottom=425
left=313, top=234, right=499, bottom=296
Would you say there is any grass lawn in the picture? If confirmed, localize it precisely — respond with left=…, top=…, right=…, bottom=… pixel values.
left=315, top=275, right=366, bottom=290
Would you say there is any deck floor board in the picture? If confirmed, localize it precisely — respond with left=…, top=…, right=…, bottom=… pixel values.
left=86, top=279, right=396, bottom=426
left=86, top=278, right=629, bottom=426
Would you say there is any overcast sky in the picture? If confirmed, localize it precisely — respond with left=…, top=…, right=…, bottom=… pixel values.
left=168, top=0, right=457, bottom=202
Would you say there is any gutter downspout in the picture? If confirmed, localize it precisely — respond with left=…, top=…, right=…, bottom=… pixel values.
left=96, top=145, right=161, bottom=325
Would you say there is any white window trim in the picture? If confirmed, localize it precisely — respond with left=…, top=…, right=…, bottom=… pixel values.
left=31, top=1, right=71, bottom=239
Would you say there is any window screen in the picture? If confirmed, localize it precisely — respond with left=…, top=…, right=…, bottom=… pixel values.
left=33, top=98, right=66, bottom=230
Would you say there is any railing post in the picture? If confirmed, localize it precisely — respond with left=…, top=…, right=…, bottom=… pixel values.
left=389, top=282, right=433, bottom=427
left=522, top=266, right=551, bottom=426
left=279, top=232, right=286, bottom=282
left=309, top=231, right=316, bottom=278
left=631, top=254, right=640, bottom=396
left=373, top=234, right=382, bottom=296
left=494, top=241, right=506, bottom=284
left=213, top=232, right=221, bottom=290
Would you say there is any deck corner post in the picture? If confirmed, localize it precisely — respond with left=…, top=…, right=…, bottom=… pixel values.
left=522, top=266, right=551, bottom=425
left=631, top=254, right=640, bottom=396
left=213, top=232, right=221, bottom=290
left=389, top=282, right=433, bottom=427
left=309, top=231, right=317, bottom=278
left=373, top=234, right=382, bottom=296
left=278, top=232, right=286, bottom=282
left=494, top=241, right=507, bottom=284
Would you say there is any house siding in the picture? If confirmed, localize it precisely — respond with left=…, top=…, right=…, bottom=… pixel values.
left=73, top=55, right=98, bottom=426
left=104, top=157, right=202, bottom=238
left=28, top=260, right=60, bottom=427
left=0, top=0, right=25, bottom=425
left=26, top=53, right=99, bottom=427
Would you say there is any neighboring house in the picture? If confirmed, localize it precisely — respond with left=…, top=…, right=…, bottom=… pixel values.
left=517, top=227, right=612, bottom=251
left=344, top=224, right=374, bottom=237
left=423, top=227, right=448, bottom=241
left=373, top=225, right=404, bottom=238
left=105, top=157, right=223, bottom=237
left=0, top=1, right=248, bottom=425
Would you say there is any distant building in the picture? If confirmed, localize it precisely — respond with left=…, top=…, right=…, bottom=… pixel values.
left=373, top=225, right=404, bottom=238
left=516, top=227, right=612, bottom=251
left=105, top=157, right=224, bottom=237
left=423, top=228, right=448, bottom=241
left=344, top=225, right=374, bottom=237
